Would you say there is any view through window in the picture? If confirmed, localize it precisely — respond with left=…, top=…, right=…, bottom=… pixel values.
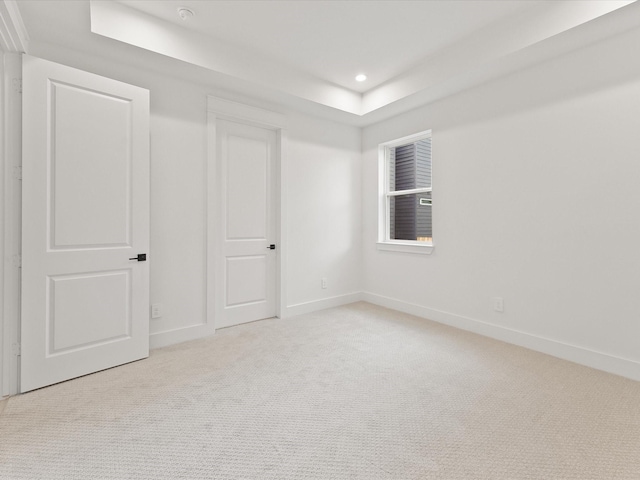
left=381, top=131, right=432, bottom=245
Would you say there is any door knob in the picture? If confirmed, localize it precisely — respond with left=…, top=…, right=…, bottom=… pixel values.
left=129, top=253, right=147, bottom=262
left=267, top=244, right=276, bottom=250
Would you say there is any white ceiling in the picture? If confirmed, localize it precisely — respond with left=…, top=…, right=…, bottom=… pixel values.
left=117, top=0, right=535, bottom=92
left=12, top=0, right=640, bottom=126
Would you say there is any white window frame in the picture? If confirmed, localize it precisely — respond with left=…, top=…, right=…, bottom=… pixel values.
left=377, top=130, right=434, bottom=255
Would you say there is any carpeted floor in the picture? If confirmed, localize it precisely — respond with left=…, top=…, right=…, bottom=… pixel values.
left=1, top=302, right=639, bottom=479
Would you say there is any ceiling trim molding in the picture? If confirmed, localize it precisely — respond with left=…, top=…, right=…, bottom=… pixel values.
left=0, top=0, right=29, bottom=53
left=207, top=96, right=287, bottom=130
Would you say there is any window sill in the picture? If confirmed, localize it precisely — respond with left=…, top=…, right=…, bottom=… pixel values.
left=376, top=242, right=434, bottom=255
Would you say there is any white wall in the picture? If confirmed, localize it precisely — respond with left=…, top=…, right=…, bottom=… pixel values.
left=362, top=26, right=640, bottom=379
left=285, top=112, right=362, bottom=314
left=23, top=46, right=362, bottom=344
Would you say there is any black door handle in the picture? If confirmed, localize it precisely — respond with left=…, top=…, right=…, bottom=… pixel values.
left=267, top=244, right=276, bottom=250
left=129, top=253, right=147, bottom=262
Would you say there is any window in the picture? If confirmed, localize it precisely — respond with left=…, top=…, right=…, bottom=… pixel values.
left=378, top=130, right=433, bottom=254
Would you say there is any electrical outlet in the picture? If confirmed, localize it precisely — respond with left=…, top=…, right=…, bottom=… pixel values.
left=493, top=297, right=504, bottom=313
left=321, top=278, right=327, bottom=289
left=151, top=303, right=163, bottom=319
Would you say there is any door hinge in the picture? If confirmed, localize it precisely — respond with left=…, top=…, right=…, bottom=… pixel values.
left=12, top=254, right=21, bottom=268
left=12, top=78, right=22, bottom=94
left=12, top=166, right=22, bottom=181
left=11, top=343, right=21, bottom=356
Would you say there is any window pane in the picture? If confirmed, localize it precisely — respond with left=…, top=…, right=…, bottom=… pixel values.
left=388, top=146, right=395, bottom=192
left=391, top=143, right=414, bottom=192
left=389, top=192, right=432, bottom=242
left=415, top=138, right=432, bottom=189
left=388, top=138, right=431, bottom=192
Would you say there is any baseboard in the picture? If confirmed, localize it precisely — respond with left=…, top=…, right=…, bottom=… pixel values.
left=150, top=292, right=363, bottom=348
left=149, top=323, right=215, bottom=350
left=283, top=292, right=364, bottom=318
left=362, top=292, right=640, bottom=382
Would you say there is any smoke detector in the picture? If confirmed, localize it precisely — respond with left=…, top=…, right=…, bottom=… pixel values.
left=177, top=7, right=195, bottom=21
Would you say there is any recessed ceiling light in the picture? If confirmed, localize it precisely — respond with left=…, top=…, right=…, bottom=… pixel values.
left=177, top=7, right=195, bottom=21
left=355, top=74, right=367, bottom=82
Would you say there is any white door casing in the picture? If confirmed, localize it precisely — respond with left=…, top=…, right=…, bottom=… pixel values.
left=21, top=56, right=150, bottom=392
left=214, top=119, right=278, bottom=328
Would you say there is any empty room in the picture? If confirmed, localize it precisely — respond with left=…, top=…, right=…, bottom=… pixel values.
left=1, top=0, right=640, bottom=478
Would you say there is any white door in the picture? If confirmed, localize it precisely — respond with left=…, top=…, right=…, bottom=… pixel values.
left=215, top=120, right=277, bottom=328
left=20, top=56, right=150, bottom=392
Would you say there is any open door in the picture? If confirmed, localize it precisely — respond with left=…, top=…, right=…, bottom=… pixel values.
left=20, top=56, right=150, bottom=392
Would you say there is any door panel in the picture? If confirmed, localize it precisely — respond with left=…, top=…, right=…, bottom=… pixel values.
left=226, top=135, right=268, bottom=239
left=21, top=55, right=150, bottom=392
left=50, top=81, right=132, bottom=248
left=48, top=271, right=131, bottom=354
left=226, top=256, right=268, bottom=306
left=216, top=120, right=276, bottom=328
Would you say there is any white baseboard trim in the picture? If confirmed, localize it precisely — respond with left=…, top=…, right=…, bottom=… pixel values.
left=362, top=292, right=640, bottom=382
left=150, top=323, right=214, bottom=350
left=283, top=292, right=364, bottom=318
left=150, top=291, right=363, bottom=349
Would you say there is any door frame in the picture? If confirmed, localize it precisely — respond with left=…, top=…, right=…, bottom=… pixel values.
left=1, top=52, right=23, bottom=398
left=1, top=0, right=29, bottom=398
left=206, top=96, right=286, bottom=328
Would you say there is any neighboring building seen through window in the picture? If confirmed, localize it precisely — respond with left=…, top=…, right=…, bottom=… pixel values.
left=380, top=131, right=432, bottom=247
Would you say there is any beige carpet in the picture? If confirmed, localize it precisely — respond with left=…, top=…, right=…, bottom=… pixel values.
left=1, top=302, right=639, bottom=479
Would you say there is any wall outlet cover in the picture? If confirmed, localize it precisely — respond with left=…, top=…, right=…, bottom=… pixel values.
left=151, top=303, right=163, bottom=319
